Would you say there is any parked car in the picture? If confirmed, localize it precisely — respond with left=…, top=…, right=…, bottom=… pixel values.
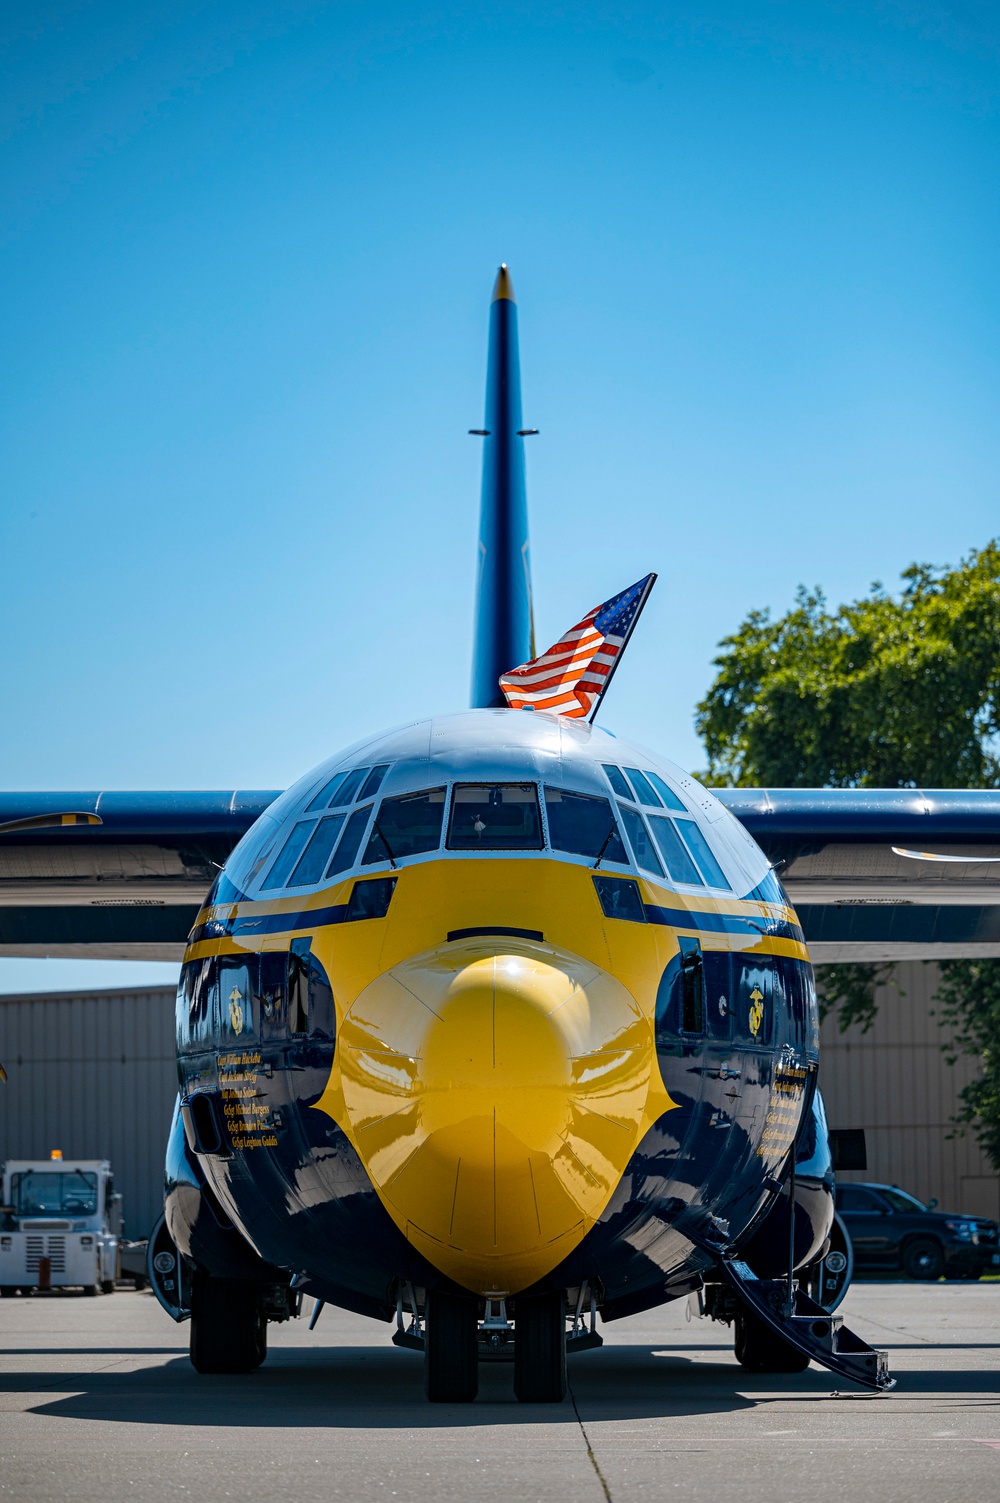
left=835, top=1182, right=1000, bottom=1280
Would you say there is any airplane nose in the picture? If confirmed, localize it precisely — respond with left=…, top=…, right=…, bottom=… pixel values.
left=331, top=938, right=673, bottom=1293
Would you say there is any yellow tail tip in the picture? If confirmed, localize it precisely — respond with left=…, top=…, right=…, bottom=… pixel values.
left=492, top=263, right=515, bottom=302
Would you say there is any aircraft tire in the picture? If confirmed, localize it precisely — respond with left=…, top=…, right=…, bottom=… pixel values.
left=424, top=1290, right=478, bottom=1402
left=189, top=1270, right=265, bottom=1374
left=734, top=1309, right=810, bottom=1374
left=514, top=1291, right=567, bottom=1403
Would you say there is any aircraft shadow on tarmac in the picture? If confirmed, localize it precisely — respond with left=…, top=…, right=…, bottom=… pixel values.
left=8, top=1346, right=999, bottom=1427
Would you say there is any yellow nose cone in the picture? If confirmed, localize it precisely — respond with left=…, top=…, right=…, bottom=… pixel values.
left=317, top=938, right=674, bottom=1293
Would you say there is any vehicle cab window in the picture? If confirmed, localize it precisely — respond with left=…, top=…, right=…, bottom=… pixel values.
left=878, top=1187, right=927, bottom=1214
left=837, top=1186, right=887, bottom=1214
left=447, top=785, right=543, bottom=850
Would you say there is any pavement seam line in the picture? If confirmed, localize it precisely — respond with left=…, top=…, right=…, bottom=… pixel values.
left=569, top=1379, right=613, bottom=1503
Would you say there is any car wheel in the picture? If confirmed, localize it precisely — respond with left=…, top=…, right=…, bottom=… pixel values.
left=902, top=1238, right=944, bottom=1281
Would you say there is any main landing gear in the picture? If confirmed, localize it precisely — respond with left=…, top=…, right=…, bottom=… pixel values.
left=418, top=1287, right=580, bottom=1404
left=424, top=1291, right=479, bottom=1402
left=189, top=1270, right=267, bottom=1374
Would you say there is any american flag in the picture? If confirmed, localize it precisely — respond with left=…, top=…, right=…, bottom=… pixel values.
left=499, top=574, right=656, bottom=719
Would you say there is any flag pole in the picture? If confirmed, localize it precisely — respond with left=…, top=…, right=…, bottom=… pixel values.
left=586, top=572, right=657, bottom=724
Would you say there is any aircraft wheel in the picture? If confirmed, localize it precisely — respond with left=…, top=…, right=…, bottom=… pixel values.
left=424, top=1290, right=478, bottom=1403
left=514, top=1291, right=567, bottom=1403
left=734, top=1309, right=810, bottom=1373
left=189, top=1270, right=265, bottom=1374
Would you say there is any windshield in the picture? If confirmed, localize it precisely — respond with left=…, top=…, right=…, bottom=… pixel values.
left=448, top=785, right=543, bottom=850
left=878, top=1187, right=928, bottom=1213
left=10, top=1169, right=99, bottom=1217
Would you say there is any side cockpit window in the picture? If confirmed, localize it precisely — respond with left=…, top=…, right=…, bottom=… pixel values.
left=603, top=760, right=731, bottom=892
left=602, top=764, right=632, bottom=799
left=623, top=768, right=663, bottom=807
left=617, top=804, right=664, bottom=877
left=447, top=784, right=543, bottom=850
left=326, top=804, right=374, bottom=876
left=647, top=816, right=702, bottom=885
left=363, top=788, right=446, bottom=864
left=260, top=819, right=316, bottom=890
left=260, top=805, right=374, bottom=889
left=305, top=764, right=389, bottom=814
left=544, top=787, right=627, bottom=863
left=677, top=820, right=729, bottom=890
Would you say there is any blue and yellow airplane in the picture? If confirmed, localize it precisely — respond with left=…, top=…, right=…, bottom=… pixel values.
left=8, top=267, right=1000, bottom=1400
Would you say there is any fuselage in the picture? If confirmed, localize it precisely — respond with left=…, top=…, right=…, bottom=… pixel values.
left=171, top=709, right=819, bottom=1320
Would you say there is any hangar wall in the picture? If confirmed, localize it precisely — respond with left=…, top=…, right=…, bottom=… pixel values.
left=819, top=961, right=1000, bottom=1220
left=0, top=985, right=176, bottom=1239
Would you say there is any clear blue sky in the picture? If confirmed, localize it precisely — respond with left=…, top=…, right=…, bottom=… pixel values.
left=2, top=0, right=999, bottom=992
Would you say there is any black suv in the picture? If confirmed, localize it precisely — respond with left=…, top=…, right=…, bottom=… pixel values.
left=835, top=1182, right=1000, bottom=1280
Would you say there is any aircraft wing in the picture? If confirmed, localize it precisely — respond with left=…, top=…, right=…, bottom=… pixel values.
left=3, top=786, right=1000, bottom=963
left=0, top=791, right=279, bottom=960
left=719, top=787, right=1000, bottom=961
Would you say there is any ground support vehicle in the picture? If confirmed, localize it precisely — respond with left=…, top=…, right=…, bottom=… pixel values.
left=0, top=1157, right=122, bottom=1295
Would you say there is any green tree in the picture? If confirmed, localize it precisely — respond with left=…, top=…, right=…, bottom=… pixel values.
left=695, top=541, right=1000, bottom=1168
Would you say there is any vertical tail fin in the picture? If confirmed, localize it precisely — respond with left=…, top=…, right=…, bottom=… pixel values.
left=470, top=265, right=535, bottom=708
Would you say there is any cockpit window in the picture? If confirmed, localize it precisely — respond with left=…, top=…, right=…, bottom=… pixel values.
left=623, top=768, right=662, bottom=807
left=305, top=770, right=350, bottom=813
left=331, top=767, right=368, bottom=807
left=359, top=765, right=390, bottom=800
left=544, top=788, right=627, bottom=863
left=306, top=765, right=387, bottom=813
left=362, top=788, right=446, bottom=864
left=261, top=820, right=316, bottom=890
left=326, top=804, right=374, bottom=877
left=287, top=813, right=347, bottom=887
left=644, top=770, right=687, bottom=811
left=602, top=764, right=632, bottom=799
left=677, top=820, right=729, bottom=890
left=447, top=784, right=543, bottom=850
left=617, top=804, right=665, bottom=877
left=648, top=816, right=702, bottom=886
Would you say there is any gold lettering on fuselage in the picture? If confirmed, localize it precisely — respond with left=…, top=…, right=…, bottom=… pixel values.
left=757, top=1063, right=808, bottom=1163
left=218, top=1050, right=280, bottom=1150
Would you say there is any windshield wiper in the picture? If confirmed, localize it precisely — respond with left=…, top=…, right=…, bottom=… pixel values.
left=372, top=819, right=399, bottom=870
left=593, top=823, right=619, bottom=870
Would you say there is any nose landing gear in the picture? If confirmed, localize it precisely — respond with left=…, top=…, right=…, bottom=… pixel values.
left=417, top=1285, right=584, bottom=1403
left=513, top=1291, right=567, bottom=1403
left=424, top=1290, right=479, bottom=1402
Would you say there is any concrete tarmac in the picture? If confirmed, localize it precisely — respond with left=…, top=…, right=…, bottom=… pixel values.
left=1, top=1282, right=998, bottom=1503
